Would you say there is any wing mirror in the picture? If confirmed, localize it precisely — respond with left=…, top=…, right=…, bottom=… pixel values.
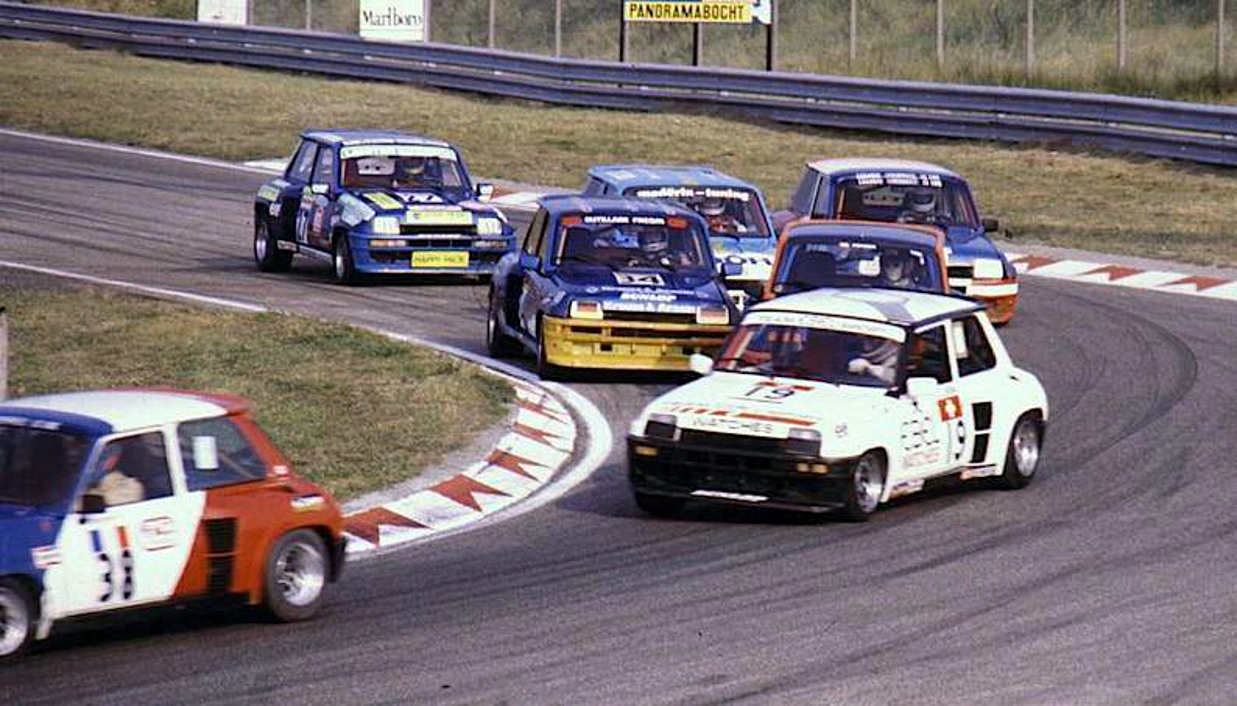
left=310, top=183, right=329, bottom=195
left=905, top=376, right=940, bottom=399
left=476, top=183, right=495, bottom=201
left=981, top=218, right=1000, bottom=233
left=689, top=353, right=714, bottom=376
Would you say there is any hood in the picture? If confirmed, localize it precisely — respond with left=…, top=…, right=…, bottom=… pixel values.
left=347, top=188, right=500, bottom=218
left=647, top=371, right=891, bottom=436
left=553, top=267, right=726, bottom=307
left=711, top=237, right=776, bottom=282
left=943, top=228, right=1007, bottom=266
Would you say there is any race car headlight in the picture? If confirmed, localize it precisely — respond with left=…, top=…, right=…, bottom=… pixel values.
left=476, top=217, right=504, bottom=235
left=371, top=216, right=401, bottom=235
left=784, top=428, right=821, bottom=456
left=570, top=300, right=603, bottom=320
left=368, top=239, right=407, bottom=248
left=972, top=258, right=1005, bottom=280
left=644, top=413, right=677, bottom=440
left=696, top=305, right=730, bottom=325
left=474, top=238, right=510, bottom=250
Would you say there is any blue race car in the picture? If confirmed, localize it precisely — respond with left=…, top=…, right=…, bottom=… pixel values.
left=486, top=196, right=739, bottom=378
left=771, top=158, right=1019, bottom=324
left=253, top=129, right=516, bottom=284
left=581, top=165, right=777, bottom=309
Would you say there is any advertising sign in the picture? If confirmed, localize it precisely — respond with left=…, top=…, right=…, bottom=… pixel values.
left=623, top=1, right=751, bottom=24
left=360, top=0, right=427, bottom=42
left=197, top=0, right=247, bottom=25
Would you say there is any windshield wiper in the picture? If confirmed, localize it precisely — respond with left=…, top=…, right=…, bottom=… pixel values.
left=558, top=254, right=618, bottom=270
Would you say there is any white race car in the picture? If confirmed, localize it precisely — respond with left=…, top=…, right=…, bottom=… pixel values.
left=627, top=288, right=1048, bottom=521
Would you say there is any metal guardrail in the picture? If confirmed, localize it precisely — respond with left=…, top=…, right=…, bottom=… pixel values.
left=1, top=1, right=1235, bottom=167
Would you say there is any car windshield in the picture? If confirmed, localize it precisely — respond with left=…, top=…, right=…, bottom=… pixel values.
left=714, top=311, right=906, bottom=388
left=0, top=423, right=91, bottom=506
left=626, top=186, right=770, bottom=239
left=772, top=238, right=943, bottom=295
left=339, top=144, right=470, bottom=198
left=828, top=174, right=978, bottom=228
left=554, top=213, right=709, bottom=271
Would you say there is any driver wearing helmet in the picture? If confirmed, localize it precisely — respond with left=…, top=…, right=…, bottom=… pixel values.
left=694, top=197, right=743, bottom=234
left=396, top=157, right=438, bottom=189
left=877, top=248, right=918, bottom=289
left=897, top=189, right=938, bottom=224
left=634, top=227, right=690, bottom=268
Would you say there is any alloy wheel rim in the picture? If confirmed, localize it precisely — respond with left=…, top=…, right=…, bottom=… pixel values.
left=1014, top=422, right=1040, bottom=477
left=334, top=245, right=346, bottom=280
left=275, top=542, right=326, bottom=607
left=254, top=225, right=267, bottom=261
left=854, top=458, right=882, bottom=513
left=0, top=590, right=28, bottom=656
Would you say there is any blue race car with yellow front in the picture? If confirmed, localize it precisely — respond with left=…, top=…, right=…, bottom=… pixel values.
left=486, top=196, right=740, bottom=379
left=253, top=129, right=515, bottom=284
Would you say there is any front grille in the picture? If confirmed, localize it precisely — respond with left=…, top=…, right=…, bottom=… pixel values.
left=603, top=311, right=698, bottom=325
left=206, top=556, right=233, bottom=595
left=972, top=402, right=993, bottom=431
left=632, top=453, right=836, bottom=496
left=204, top=518, right=237, bottom=554
left=399, top=224, right=475, bottom=236
left=404, top=237, right=475, bottom=248
left=679, top=430, right=789, bottom=455
left=948, top=265, right=974, bottom=280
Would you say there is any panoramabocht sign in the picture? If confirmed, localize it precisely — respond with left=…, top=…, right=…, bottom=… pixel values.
left=623, top=1, right=753, bottom=24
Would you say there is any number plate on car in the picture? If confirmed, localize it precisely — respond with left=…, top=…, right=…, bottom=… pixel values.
left=412, top=251, right=470, bottom=268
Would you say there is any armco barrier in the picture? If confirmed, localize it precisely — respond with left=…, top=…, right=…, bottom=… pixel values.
left=2, top=1, right=1235, bottom=166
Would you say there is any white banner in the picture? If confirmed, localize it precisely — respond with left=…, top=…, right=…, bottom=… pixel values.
left=196, top=0, right=247, bottom=25
left=360, top=0, right=427, bottom=42
left=749, top=0, right=771, bottom=25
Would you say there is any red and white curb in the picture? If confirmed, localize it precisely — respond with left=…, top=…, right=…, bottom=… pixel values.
left=341, top=377, right=575, bottom=555
left=1007, top=252, right=1237, bottom=302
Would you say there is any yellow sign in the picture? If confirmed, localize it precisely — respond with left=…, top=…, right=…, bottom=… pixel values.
left=623, top=1, right=752, bottom=23
left=412, top=251, right=470, bottom=268
left=404, top=210, right=474, bottom=226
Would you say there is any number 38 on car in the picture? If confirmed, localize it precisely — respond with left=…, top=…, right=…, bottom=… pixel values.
left=627, top=288, right=1048, bottom=521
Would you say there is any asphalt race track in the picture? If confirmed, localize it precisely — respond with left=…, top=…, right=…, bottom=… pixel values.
left=2, top=131, right=1237, bottom=704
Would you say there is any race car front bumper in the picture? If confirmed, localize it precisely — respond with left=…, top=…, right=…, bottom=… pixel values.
left=950, top=277, right=1019, bottom=325
left=627, top=434, right=858, bottom=513
left=543, top=315, right=732, bottom=371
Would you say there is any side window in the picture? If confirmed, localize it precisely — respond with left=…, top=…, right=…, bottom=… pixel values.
left=310, top=146, right=336, bottom=187
left=87, top=432, right=173, bottom=507
left=906, top=324, right=952, bottom=384
left=811, top=183, right=833, bottom=218
left=953, top=316, right=997, bottom=376
left=536, top=217, right=554, bottom=262
left=522, top=210, right=547, bottom=255
left=581, top=177, right=606, bottom=196
left=177, top=417, right=268, bottom=492
left=287, top=141, right=317, bottom=183
left=790, top=170, right=818, bottom=214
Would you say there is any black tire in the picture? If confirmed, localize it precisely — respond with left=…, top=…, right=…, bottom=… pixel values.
left=840, top=452, right=886, bottom=522
left=995, top=413, right=1042, bottom=490
left=253, top=217, right=293, bottom=273
left=332, top=233, right=360, bottom=285
left=486, top=288, right=521, bottom=358
left=0, top=578, right=35, bottom=661
left=262, top=530, right=329, bottom=623
left=634, top=491, right=684, bottom=518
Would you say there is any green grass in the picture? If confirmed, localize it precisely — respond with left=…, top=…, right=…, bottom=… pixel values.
left=36, top=0, right=1237, bottom=103
left=2, top=39, right=1236, bottom=268
left=1, top=275, right=512, bottom=500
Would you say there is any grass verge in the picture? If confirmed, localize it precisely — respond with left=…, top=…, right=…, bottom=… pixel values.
left=1, top=273, right=513, bottom=501
left=1, top=39, right=1236, bottom=267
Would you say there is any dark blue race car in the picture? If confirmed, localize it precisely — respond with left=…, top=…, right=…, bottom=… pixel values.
left=486, top=196, right=740, bottom=378
left=582, top=164, right=777, bottom=308
left=253, top=129, right=516, bottom=284
left=771, top=158, right=1019, bottom=324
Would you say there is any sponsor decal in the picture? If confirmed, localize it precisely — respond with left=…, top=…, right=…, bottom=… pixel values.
left=405, top=209, right=473, bottom=226
left=852, top=172, right=943, bottom=188
left=365, top=192, right=404, bottom=211
left=691, top=489, right=768, bottom=502
left=666, top=403, right=814, bottom=435
left=619, top=291, right=677, bottom=302
left=632, top=186, right=752, bottom=202
left=139, top=516, right=177, bottom=551
left=888, top=479, right=925, bottom=498
left=960, top=464, right=1000, bottom=480
left=614, top=272, right=666, bottom=287
left=735, top=380, right=815, bottom=403
left=581, top=214, right=669, bottom=226
left=938, top=395, right=963, bottom=422
left=340, top=144, right=454, bottom=161
left=31, top=545, right=61, bottom=569
left=257, top=185, right=280, bottom=202
left=741, top=311, right=907, bottom=342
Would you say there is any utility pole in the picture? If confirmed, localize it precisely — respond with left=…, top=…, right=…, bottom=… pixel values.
left=1117, top=0, right=1127, bottom=71
left=488, top=0, right=496, bottom=48
left=1219, top=0, right=1227, bottom=78
left=424, top=0, right=432, bottom=42
left=693, top=22, right=703, bottom=66
left=848, top=0, right=857, bottom=68
left=619, top=0, right=628, bottom=62
left=936, top=0, right=945, bottom=71
left=305, top=0, right=311, bottom=30
left=0, top=307, right=7, bottom=401
left=765, top=0, right=777, bottom=71
left=555, top=0, right=562, bottom=57
left=1025, top=0, right=1035, bottom=78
